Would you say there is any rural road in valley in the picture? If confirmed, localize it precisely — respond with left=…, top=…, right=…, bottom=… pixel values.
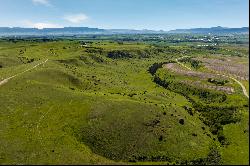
left=0, top=59, right=48, bottom=87
left=176, top=56, right=249, bottom=99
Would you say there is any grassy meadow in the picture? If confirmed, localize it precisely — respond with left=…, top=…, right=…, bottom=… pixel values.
left=0, top=37, right=248, bottom=165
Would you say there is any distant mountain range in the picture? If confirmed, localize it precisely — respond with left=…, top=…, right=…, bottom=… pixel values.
left=0, top=27, right=106, bottom=36
left=168, top=26, right=249, bottom=34
left=0, top=26, right=248, bottom=36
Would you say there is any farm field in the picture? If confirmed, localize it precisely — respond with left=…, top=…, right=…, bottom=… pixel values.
left=0, top=36, right=249, bottom=165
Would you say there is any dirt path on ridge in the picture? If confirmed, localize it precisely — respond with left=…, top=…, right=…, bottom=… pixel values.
left=0, top=59, right=48, bottom=87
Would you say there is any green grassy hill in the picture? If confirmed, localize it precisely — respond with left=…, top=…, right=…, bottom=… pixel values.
left=0, top=39, right=248, bottom=164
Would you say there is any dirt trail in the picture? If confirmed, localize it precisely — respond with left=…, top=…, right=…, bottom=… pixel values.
left=176, top=56, right=192, bottom=70
left=0, top=59, right=48, bottom=87
left=217, top=73, right=249, bottom=98
left=176, top=57, right=249, bottom=98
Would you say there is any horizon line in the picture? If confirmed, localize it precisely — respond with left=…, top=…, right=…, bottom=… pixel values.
left=0, top=26, right=249, bottom=31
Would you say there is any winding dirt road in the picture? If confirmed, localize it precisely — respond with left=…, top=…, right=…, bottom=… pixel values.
left=0, top=59, right=48, bottom=87
left=176, top=57, right=249, bottom=98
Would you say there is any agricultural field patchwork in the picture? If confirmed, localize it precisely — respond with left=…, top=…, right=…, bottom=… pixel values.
left=0, top=35, right=249, bottom=165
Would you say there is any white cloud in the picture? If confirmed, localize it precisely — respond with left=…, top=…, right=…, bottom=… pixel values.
left=32, top=0, right=51, bottom=6
left=63, top=13, right=88, bottom=24
left=32, top=23, right=62, bottom=29
left=23, top=20, right=63, bottom=29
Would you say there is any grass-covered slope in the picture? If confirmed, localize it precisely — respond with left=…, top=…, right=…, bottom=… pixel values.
left=80, top=99, right=213, bottom=163
left=0, top=39, right=248, bottom=164
left=152, top=59, right=249, bottom=165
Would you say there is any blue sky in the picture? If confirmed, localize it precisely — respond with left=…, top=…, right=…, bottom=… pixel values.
left=0, top=0, right=248, bottom=30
